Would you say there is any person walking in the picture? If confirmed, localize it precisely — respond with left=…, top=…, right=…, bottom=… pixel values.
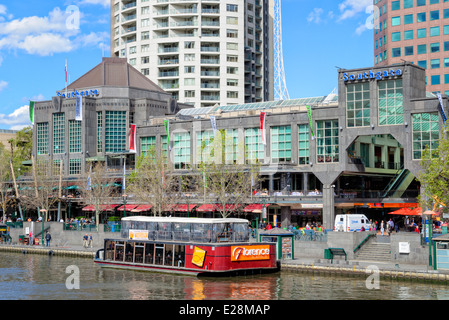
left=45, top=231, right=51, bottom=247
left=83, top=234, right=88, bottom=248
left=381, top=220, right=385, bottom=236
left=88, top=234, right=93, bottom=248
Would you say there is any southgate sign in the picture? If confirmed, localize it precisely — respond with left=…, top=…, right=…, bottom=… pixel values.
left=57, top=89, right=100, bottom=98
left=343, top=69, right=402, bottom=82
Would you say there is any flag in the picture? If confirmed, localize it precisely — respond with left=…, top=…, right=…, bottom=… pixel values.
left=86, top=165, right=92, bottom=191
left=65, top=60, right=68, bottom=84
left=210, top=116, right=217, bottom=134
left=75, top=95, right=83, bottom=121
left=29, top=101, right=35, bottom=125
left=129, top=124, right=137, bottom=153
left=164, top=120, right=171, bottom=151
left=437, top=93, right=447, bottom=124
left=306, top=105, right=315, bottom=137
left=260, top=112, right=266, bottom=145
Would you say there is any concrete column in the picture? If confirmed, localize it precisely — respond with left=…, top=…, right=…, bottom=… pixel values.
left=280, top=206, right=291, bottom=229
left=303, top=172, right=309, bottom=193
left=269, top=174, right=274, bottom=194
left=322, top=184, right=335, bottom=230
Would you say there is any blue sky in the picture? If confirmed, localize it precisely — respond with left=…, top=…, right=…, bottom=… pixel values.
left=0, top=0, right=373, bottom=130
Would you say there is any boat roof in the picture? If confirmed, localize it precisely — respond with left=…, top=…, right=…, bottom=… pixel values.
left=121, top=216, right=249, bottom=224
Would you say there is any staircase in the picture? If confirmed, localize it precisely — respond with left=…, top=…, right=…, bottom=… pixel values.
left=355, top=241, right=391, bottom=262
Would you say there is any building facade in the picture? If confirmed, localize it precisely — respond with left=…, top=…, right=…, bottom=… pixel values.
left=110, top=0, right=274, bottom=108
left=374, top=0, right=449, bottom=94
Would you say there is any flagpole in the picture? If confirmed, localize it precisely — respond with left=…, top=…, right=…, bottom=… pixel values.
left=65, top=59, right=68, bottom=98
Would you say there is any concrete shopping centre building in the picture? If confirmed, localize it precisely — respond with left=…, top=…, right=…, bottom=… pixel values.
left=30, top=58, right=448, bottom=230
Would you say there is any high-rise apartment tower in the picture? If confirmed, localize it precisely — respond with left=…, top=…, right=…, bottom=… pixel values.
left=374, top=0, right=449, bottom=95
left=111, top=0, right=274, bottom=108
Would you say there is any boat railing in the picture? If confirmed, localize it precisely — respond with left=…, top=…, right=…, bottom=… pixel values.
left=125, top=229, right=249, bottom=243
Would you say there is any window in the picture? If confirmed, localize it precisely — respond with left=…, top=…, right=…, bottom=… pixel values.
left=53, top=113, right=65, bottom=154
left=224, top=129, right=239, bottom=164
left=431, top=75, right=441, bottom=85
left=298, top=124, right=310, bottom=165
left=391, top=16, right=401, bottom=26
left=392, top=47, right=401, bottom=57
left=379, top=79, right=404, bottom=125
left=392, top=32, right=401, bottom=41
left=97, top=111, right=102, bottom=153
left=69, top=159, right=82, bottom=175
left=417, top=28, right=426, bottom=38
left=404, top=30, right=413, bottom=40
left=417, top=12, right=426, bottom=22
left=69, top=120, right=82, bottom=153
left=430, top=26, right=440, bottom=36
left=444, top=8, right=449, bottom=19
left=141, top=136, right=156, bottom=156
left=445, top=58, right=449, bottom=67
left=444, top=25, right=449, bottom=34
left=316, top=120, right=339, bottom=163
left=174, top=132, right=191, bottom=169
left=392, top=1, right=400, bottom=10
left=346, top=82, right=370, bottom=127
left=412, top=113, right=439, bottom=160
left=226, top=4, right=238, bottom=12
left=226, top=29, right=238, bottom=38
left=37, top=122, right=49, bottom=155
left=404, top=46, right=414, bottom=56
left=445, top=74, right=449, bottom=84
left=430, top=10, right=440, bottom=21
left=431, top=59, right=440, bottom=69
left=417, top=44, right=427, bottom=54
left=430, top=0, right=439, bottom=3
left=417, top=0, right=426, bottom=6
left=271, top=126, right=292, bottom=163
left=404, top=0, right=413, bottom=8
left=245, top=128, right=264, bottom=164
left=430, top=42, right=440, bottom=53
left=417, top=60, right=427, bottom=69
left=105, top=111, right=126, bottom=153
left=141, top=31, right=149, bottom=40
left=445, top=41, right=449, bottom=51
left=404, top=14, right=413, bottom=24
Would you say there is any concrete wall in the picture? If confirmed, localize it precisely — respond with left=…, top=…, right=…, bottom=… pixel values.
left=390, top=232, right=428, bottom=265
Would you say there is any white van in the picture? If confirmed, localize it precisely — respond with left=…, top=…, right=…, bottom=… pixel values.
left=334, top=214, right=371, bottom=232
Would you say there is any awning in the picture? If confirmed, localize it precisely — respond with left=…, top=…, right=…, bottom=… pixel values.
left=117, top=204, right=138, bottom=212
left=82, top=204, right=119, bottom=212
left=243, top=204, right=269, bottom=213
left=172, top=204, right=198, bottom=212
left=131, top=205, right=153, bottom=213
left=196, top=204, right=217, bottom=212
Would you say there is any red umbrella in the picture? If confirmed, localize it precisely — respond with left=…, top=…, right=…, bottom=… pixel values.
left=388, top=207, right=413, bottom=215
left=421, top=210, right=439, bottom=216
left=409, top=207, right=422, bottom=216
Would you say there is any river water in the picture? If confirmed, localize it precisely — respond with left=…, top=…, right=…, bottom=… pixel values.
left=1, top=252, right=449, bottom=301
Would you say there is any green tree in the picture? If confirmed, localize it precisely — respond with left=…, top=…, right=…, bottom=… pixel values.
left=418, top=123, right=449, bottom=210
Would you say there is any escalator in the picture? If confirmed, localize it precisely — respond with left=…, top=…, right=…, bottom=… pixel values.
left=381, top=168, right=414, bottom=198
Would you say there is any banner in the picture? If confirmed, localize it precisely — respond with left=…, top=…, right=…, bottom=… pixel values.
left=210, top=116, right=217, bottom=134
left=437, top=93, right=447, bottom=124
left=86, top=165, right=92, bottom=191
left=260, top=112, right=266, bottom=145
left=306, top=105, right=315, bottom=137
left=29, top=101, right=35, bottom=125
left=164, top=120, right=171, bottom=151
left=122, top=161, right=126, bottom=192
left=129, top=124, right=136, bottom=153
left=75, top=95, right=83, bottom=121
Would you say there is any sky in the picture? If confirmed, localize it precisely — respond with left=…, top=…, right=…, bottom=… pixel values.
left=0, top=0, right=374, bottom=130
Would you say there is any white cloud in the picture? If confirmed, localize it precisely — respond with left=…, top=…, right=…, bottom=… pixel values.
left=0, top=80, right=7, bottom=92
left=0, top=105, right=31, bottom=129
left=0, top=5, right=6, bottom=16
left=0, top=7, right=106, bottom=56
left=338, top=0, right=373, bottom=21
left=307, top=8, right=324, bottom=24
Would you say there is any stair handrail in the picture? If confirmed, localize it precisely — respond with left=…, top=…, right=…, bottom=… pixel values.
left=353, top=233, right=376, bottom=254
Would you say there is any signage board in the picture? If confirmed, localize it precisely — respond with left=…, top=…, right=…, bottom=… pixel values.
left=129, top=230, right=149, bottom=240
left=231, top=245, right=270, bottom=262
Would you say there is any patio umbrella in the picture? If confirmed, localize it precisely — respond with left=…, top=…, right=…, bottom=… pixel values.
left=422, top=210, right=439, bottom=216
left=409, top=207, right=422, bottom=216
left=388, top=207, right=413, bottom=215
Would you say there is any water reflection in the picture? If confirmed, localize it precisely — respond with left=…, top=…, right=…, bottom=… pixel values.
left=1, top=252, right=449, bottom=300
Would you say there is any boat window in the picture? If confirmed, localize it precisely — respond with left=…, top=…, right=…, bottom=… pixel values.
left=114, top=241, right=124, bottom=261
left=174, top=245, right=185, bottom=267
left=233, top=223, right=250, bottom=241
left=157, top=222, right=172, bottom=240
left=155, top=244, right=164, bottom=265
left=105, top=240, right=115, bottom=260
left=125, top=242, right=134, bottom=262
left=164, top=244, right=174, bottom=266
left=145, top=243, right=154, bottom=264
left=192, top=223, right=212, bottom=242
left=134, top=242, right=145, bottom=264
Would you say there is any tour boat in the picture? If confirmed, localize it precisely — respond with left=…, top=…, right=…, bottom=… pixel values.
left=94, top=216, right=280, bottom=276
